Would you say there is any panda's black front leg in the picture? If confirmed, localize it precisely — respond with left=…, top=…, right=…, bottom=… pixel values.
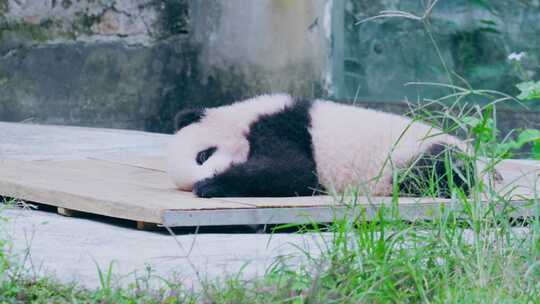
left=193, top=154, right=320, bottom=198
left=193, top=177, right=234, bottom=198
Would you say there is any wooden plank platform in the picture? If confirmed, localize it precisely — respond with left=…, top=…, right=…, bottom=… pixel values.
left=1, top=156, right=540, bottom=227
left=1, top=122, right=540, bottom=227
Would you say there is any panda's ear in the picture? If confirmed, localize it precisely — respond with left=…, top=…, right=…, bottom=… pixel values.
left=174, top=108, right=205, bottom=131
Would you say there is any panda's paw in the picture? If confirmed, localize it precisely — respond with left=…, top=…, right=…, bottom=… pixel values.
left=193, top=178, right=226, bottom=198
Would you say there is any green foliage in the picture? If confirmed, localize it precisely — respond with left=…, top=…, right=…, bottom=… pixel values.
left=0, top=21, right=49, bottom=42
left=94, top=260, right=115, bottom=299
left=517, top=81, right=540, bottom=101
left=460, top=102, right=540, bottom=159
left=495, top=128, right=540, bottom=159
left=0, top=0, right=7, bottom=14
left=463, top=110, right=496, bottom=146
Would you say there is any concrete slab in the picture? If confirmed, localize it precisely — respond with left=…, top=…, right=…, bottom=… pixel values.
left=2, top=207, right=323, bottom=289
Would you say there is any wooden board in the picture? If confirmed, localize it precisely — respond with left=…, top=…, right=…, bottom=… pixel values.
left=1, top=157, right=540, bottom=226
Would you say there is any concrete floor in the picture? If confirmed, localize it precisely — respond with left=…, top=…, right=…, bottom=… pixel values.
left=2, top=207, right=323, bottom=289
left=0, top=122, right=323, bottom=289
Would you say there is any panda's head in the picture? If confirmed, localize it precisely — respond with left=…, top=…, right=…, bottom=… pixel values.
left=167, top=108, right=249, bottom=191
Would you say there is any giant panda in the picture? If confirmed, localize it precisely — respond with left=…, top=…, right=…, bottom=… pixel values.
left=167, top=94, right=473, bottom=198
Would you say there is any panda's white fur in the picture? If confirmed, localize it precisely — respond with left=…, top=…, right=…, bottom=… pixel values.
left=309, top=100, right=465, bottom=194
left=167, top=94, right=469, bottom=197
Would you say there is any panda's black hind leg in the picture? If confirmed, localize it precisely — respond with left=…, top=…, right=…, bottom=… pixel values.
left=397, top=143, right=475, bottom=198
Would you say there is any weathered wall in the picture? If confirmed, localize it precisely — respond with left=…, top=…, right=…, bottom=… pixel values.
left=0, top=0, right=175, bottom=48
left=190, top=1, right=330, bottom=97
left=0, top=0, right=331, bottom=132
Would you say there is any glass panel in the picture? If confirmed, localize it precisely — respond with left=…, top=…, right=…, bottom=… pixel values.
left=332, top=0, right=540, bottom=105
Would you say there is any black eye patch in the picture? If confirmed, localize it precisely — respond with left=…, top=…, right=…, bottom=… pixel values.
left=196, top=147, right=217, bottom=165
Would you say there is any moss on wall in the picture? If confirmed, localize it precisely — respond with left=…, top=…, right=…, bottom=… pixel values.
left=160, top=0, right=190, bottom=36
left=72, top=11, right=101, bottom=36
left=0, top=0, right=188, bottom=46
left=0, top=0, right=7, bottom=14
left=2, top=21, right=49, bottom=42
left=61, top=0, right=72, bottom=9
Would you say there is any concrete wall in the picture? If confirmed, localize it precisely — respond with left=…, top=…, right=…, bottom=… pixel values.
left=191, top=1, right=331, bottom=98
left=0, top=0, right=331, bottom=132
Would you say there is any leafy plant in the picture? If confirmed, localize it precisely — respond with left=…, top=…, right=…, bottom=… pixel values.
left=94, top=260, right=115, bottom=298
left=517, top=81, right=540, bottom=101
left=496, top=128, right=540, bottom=160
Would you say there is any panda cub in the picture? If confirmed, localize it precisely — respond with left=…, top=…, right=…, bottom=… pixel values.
left=167, top=94, right=473, bottom=198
